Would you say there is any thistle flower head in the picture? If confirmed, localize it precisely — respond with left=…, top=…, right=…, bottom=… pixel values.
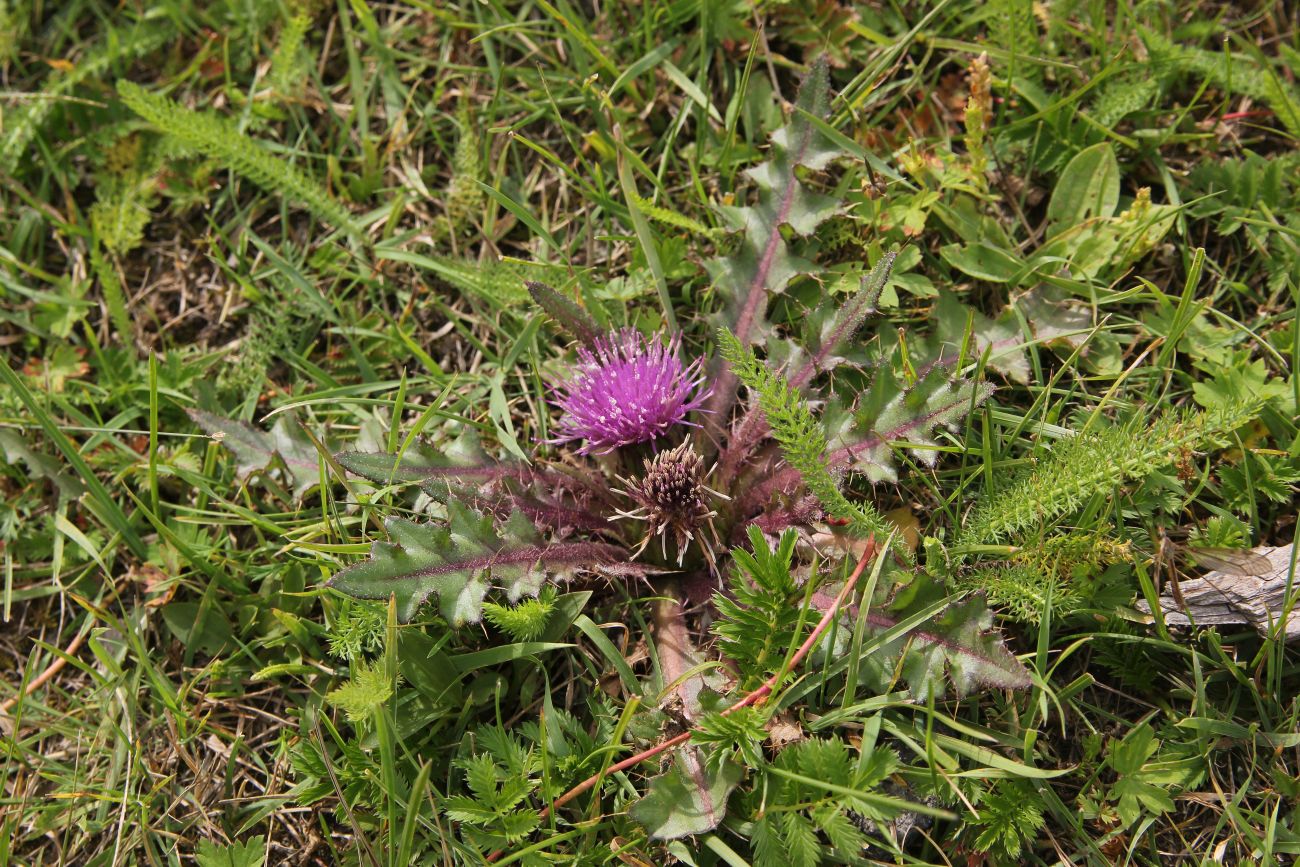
left=614, top=441, right=727, bottom=568
left=549, top=329, right=709, bottom=455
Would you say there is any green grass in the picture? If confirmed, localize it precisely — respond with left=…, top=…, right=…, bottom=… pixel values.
left=1, top=1, right=1298, bottom=865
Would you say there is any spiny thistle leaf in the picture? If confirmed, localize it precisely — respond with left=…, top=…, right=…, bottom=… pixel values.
left=719, top=328, right=891, bottom=543
left=335, top=430, right=518, bottom=487
left=718, top=253, right=901, bottom=484
left=190, top=409, right=321, bottom=497
left=336, top=432, right=609, bottom=532
left=961, top=402, right=1259, bottom=546
left=741, top=351, right=992, bottom=522
left=701, top=55, right=844, bottom=441
left=526, top=280, right=602, bottom=346
left=327, top=501, right=627, bottom=624
left=860, top=594, right=1033, bottom=701
left=117, top=81, right=360, bottom=237
left=825, top=350, right=995, bottom=482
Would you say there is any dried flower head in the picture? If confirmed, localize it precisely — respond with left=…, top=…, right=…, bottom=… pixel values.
left=549, top=329, right=709, bottom=455
left=615, top=441, right=727, bottom=567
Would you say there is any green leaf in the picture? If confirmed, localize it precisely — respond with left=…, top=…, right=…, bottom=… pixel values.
left=0, top=430, right=87, bottom=500
left=719, top=329, right=892, bottom=542
left=858, top=593, right=1034, bottom=701
left=191, top=410, right=321, bottom=498
left=788, top=251, right=897, bottom=388
left=701, top=55, right=844, bottom=439
left=824, top=351, right=994, bottom=483
left=161, top=601, right=234, bottom=655
left=327, top=501, right=627, bottom=624
left=335, top=429, right=504, bottom=486
left=195, top=836, right=266, bottom=867
left=1047, top=142, right=1120, bottom=235
left=118, top=81, right=360, bottom=238
left=526, top=280, right=602, bottom=346
left=375, top=246, right=568, bottom=306
left=941, top=241, right=1024, bottom=283
left=629, top=748, right=744, bottom=839
left=326, top=661, right=393, bottom=722
left=961, top=402, right=1260, bottom=546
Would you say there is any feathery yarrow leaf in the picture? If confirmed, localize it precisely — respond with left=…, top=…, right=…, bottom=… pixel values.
left=117, top=81, right=361, bottom=237
left=1, top=24, right=169, bottom=175
left=718, top=328, right=891, bottom=543
left=963, top=402, right=1258, bottom=546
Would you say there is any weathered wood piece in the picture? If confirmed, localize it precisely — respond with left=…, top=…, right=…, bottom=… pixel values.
left=1139, top=545, right=1299, bottom=640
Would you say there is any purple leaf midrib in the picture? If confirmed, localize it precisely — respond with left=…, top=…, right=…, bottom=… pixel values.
left=733, top=109, right=820, bottom=346
left=861, top=610, right=1031, bottom=686
left=405, top=541, right=624, bottom=581
left=703, top=87, right=828, bottom=445
left=739, top=388, right=976, bottom=514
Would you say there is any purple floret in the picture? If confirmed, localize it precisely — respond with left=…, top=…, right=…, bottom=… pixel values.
left=549, top=329, right=709, bottom=455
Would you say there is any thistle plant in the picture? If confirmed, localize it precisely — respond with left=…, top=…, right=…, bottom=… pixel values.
left=193, top=55, right=1030, bottom=847
left=194, top=55, right=1020, bottom=686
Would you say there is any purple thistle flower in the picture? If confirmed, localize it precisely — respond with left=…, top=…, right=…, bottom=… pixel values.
left=549, top=329, right=710, bottom=455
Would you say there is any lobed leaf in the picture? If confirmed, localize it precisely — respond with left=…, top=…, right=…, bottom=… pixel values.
left=335, top=429, right=516, bottom=487
left=190, top=409, right=321, bottom=497
left=327, top=500, right=627, bottom=624
left=336, top=431, right=610, bottom=532
left=824, top=353, right=995, bottom=482
left=858, top=594, right=1033, bottom=701
left=701, top=55, right=845, bottom=444
left=629, top=748, right=744, bottom=839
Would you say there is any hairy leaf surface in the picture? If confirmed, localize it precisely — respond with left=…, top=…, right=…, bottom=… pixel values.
left=857, top=594, right=1033, bottom=701
left=328, top=501, right=625, bottom=623
left=701, top=55, right=844, bottom=442
left=191, top=409, right=321, bottom=497
left=630, top=748, right=744, bottom=839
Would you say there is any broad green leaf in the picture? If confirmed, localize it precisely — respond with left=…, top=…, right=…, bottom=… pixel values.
left=940, top=241, right=1023, bottom=283
left=191, top=410, right=321, bottom=497
left=1047, top=142, right=1120, bottom=235
left=630, top=748, right=744, bottom=839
